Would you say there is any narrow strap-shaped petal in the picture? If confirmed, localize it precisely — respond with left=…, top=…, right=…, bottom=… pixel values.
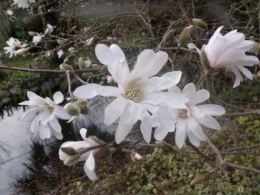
left=95, top=44, right=117, bottom=67
left=53, top=91, right=64, bottom=104
left=140, top=111, right=152, bottom=143
left=175, top=119, right=186, bottom=148
left=54, top=105, right=71, bottom=120
left=237, top=66, right=253, bottom=80
left=186, top=117, right=205, bottom=141
left=188, top=89, right=210, bottom=106
left=197, top=104, right=226, bottom=116
left=115, top=123, right=133, bottom=144
left=73, top=84, right=121, bottom=99
left=39, top=123, right=51, bottom=139
left=195, top=114, right=221, bottom=130
left=154, top=126, right=170, bottom=140
left=48, top=114, right=61, bottom=133
left=84, top=152, right=98, bottom=181
left=80, top=128, right=87, bottom=140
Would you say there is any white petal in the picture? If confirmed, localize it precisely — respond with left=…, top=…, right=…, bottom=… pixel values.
left=182, top=83, right=196, bottom=100
left=53, top=91, right=64, bottom=104
left=48, top=115, right=61, bottom=133
left=30, top=111, right=47, bottom=133
left=95, top=44, right=117, bottom=67
left=21, top=106, right=43, bottom=119
left=54, top=105, right=71, bottom=120
left=237, top=66, right=253, bottom=80
left=39, top=124, right=51, bottom=139
left=188, top=89, right=210, bottom=106
left=187, top=130, right=200, bottom=147
left=187, top=43, right=201, bottom=54
left=84, top=152, right=98, bottom=181
left=238, top=40, right=255, bottom=52
left=195, top=114, right=221, bottom=130
left=205, top=26, right=224, bottom=55
left=51, top=128, right=63, bottom=140
left=80, top=128, right=87, bottom=140
left=73, top=84, right=120, bottom=99
left=104, top=96, right=128, bottom=125
left=27, top=91, right=45, bottom=102
left=229, top=67, right=243, bottom=88
left=110, top=44, right=127, bottom=63
left=197, top=104, right=226, bottom=116
left=186, top=117, right=205, bottom=141
left=189, top=106, right=205, bottom=118
left=175, top=119, right=186, bottom=148
left=115, top=123, right=133, bottom=144
left=154, top=126, right=170, bottom=140
left=168, top=86, right=181, bottom=94
left=128, top=101, right=143, bottom=124
left=140, top=111, right=152, bottom=143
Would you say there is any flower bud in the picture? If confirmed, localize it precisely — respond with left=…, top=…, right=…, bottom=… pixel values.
left=28, top=31, right=36, bottom=36
left=189, top=173, right=210, bottom=186
left=99, top=65, right=108, bottom=73
left=178, top=25, right=194, bottom=47
left=78, top=57, right=86, bottom=69
left=162, top=29, right=175, bottom=45
left=64, top=153, right=81, bottom=166
left=85, top=57, right=92, bottom=68
left=155, top=140, right=176, bottom=153
left=57, top=39, right=67, bottom=45
left=66, top=103, right=81, bottom=116
left=59, top=63, right=74, bottom=71
left=63, top=54, right=76, bottom=63
left=6, top=9, right=13, bottom=16
left=86, top=37, right=94, bottom=46
left=61, top=147, right=79, bottom=156
left=192, top=18, right=207, bottom=30
left=92, top=64, right=103, bottom=69
left=200, top=48, right=211, bottom=71
left=106, top=75, right=114, bottom=84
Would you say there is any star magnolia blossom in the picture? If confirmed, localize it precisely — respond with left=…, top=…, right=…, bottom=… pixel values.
left=13, top=0, right=35, bottom=8
left=4, top=37, right=27, bottom=58
left=59, top=128, right=99, bottom=181
left=19, top=91, right=71, bottom=139
left=74, top=44, right=188, bottom=144
left=154, top=83, right=226, bottom=148
left=188, top=26, right=259, bottom=88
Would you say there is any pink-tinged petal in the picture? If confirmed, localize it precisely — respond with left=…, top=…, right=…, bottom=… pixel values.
left=237, top=66, right=253, bottom=80
left=80, top=128, right=87, bottom=140
left=115, top=123, right=133, bottom=144
left=224, top=32, right=245, bottom=50
left=154, top=126, right=170, bottom=140
left=195, top=114, right=221, bottom=130
left=140, top=111, right=152, bottom=143
left=229, top=67, right=243, bottom=88
left=188, top=43, right=201, bottom=54
left=53, top=91, right=64, bottom=104
left=84, top=152, right=98, bottom=181
left=214, top=49, right=246, bottom=69
left=95, top=44, right=117, bottom=67
left=73, top=84, right=121, bottom=99
left=224, top=29, right=237, bottom=38
left=205, top=26, right=224, bottom=54
left=189, top=106, right=205, bottom=118
left=175, top=119, right=186, bottom=148
left=188, top=89, right=210, bottom=106
left=104, top=96, right=128, bottom=125
left=54, top=105, right=71, bottom=120
left=182, top=83, right=196, bottom=100
left=206, top=34, right=227, bottom=67
left=197, top=104, right=226, bottom=116
left=238, top=40, right=255, bottom=52
left=128, top=101, right=143, bottom=124
left=168, top=86, right=181, bottom=94
left=48, top=115, right=61, bottom=133
left=186, top=117, right=205, bottom=141
left=39, top=124, right=51, bottom=139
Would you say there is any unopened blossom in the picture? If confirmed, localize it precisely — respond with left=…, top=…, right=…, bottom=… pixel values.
left=154, top=83, right=226, bottom=148
left=19, top=91, right=71, bottom=140
left=32, top=33, right=43, bottom=45
left=188, top=26, right=259, bottom=88
left=6, top=9, right=13, bottom=16
left=59, top=128, right=99, bottom=181
left=57, top=49, right=64, bottom=58
left=74, top=44, right=188, bottom=144
left=4, top=37, right=27, bottom=58
left=13, top=0, right=35, bottom=8
left=86, top=37, right=94, bottom=46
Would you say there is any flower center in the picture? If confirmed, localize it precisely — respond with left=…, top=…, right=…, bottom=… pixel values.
left=180, top=109, right=188, bottom=118
left=48, top=106, right=54, bottom=113
left=124, top=84, right=143, bottom=103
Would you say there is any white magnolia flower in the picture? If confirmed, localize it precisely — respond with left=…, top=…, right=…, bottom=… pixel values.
left=32, top=33, right=43, bottom=45
left=59, top=128, right=98, bottom=181
left=188, top=26, right=259, bottom=88
left=44, top=24, right=55, bottom=35
left=19, top=91, right=71, bottom=140
left=154, top=83, right=226, bottom=148
left=74, top=44, right=188, bottom=144
left=57, top=49, right=64, bottom=58
left=4, top=37, right=27, bottom=58
left=13, top=0, right=35, bottom=8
